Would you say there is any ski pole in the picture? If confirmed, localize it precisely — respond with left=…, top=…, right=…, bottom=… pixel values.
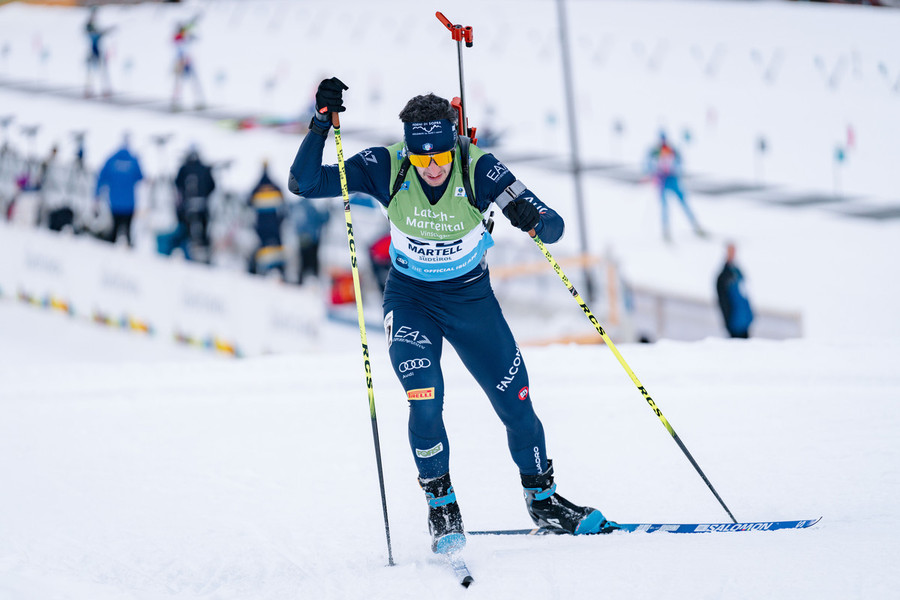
left=495, top=198, right=737, bottom=523
left=331, top=112, right=396, bottom=564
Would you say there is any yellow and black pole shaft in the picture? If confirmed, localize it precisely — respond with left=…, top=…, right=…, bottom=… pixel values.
left=501, top=197, right=737, bottom=524
left=332, top=112, right=396, bottom=563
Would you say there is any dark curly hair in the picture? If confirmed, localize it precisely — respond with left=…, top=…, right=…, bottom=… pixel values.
left=398, top=93, right=457, bottom=125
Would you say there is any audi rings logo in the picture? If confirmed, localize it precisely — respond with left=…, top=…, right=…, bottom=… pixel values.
left=399, top=358, right=431, bottom=373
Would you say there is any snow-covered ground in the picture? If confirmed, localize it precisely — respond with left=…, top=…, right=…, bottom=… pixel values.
left=2, top=300, right=898, bottom=599
left=1, top=1, right=899, bottom=598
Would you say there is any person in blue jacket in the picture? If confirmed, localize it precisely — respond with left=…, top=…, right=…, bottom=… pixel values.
left=289, top=77, right=616, bottom=555
left=644, top=131, right=705, bottom=242
left=716, top=242, right=754, bottom=338
left=95, top=135, right=143, bottom=246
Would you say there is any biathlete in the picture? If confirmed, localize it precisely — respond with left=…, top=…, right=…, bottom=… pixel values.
left=289, top=77, right=616, bottom=554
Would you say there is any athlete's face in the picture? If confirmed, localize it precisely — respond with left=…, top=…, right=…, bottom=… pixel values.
left=414, top=158, right=452, bottom=187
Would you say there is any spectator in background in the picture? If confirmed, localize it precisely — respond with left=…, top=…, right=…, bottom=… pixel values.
left=290, top=195, right=330, bottom=284
left=7, top=170, right=41, bottom=226
left=72, top=132, right=86, bottom=172
left=716, top=242, right=754, bottom=339
left=95, top=134, right=143, bottom=246
left=247, top=160, right=286, bottom=279
left=37, top=145, right=58, bottom=190
left=173, top=145, right=216, bottom=262
left=644, top=131, right=705, bottom=242
left=28, top=144, right=59, bottom=227
left=39, top=145, right=76, bottom=232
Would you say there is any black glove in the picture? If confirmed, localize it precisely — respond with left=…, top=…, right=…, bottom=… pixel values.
left=315, top=77, right=348, bottom=118
left=502, top=198, right=540, bottom=232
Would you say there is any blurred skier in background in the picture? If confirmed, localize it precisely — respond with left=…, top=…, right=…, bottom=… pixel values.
left=247, top=160, right=286, bottom=279
left=84, top=7, right=113, bottom=98
left=644, top=131, right=705, bottom=242
left=171, top=16, right=205, bottom=111
left=290, top=77, right=618, bottom=556
left=94, top=134, right=143, bottom=246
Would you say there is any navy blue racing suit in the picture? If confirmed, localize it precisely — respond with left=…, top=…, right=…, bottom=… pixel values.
left=289, top=118, right=565, bottom=478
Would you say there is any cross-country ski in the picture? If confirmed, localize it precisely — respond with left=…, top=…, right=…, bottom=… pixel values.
left=470, top=517, right=822, bottom=536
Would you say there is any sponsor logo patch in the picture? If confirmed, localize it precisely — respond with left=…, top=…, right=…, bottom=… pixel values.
left=486, top=162, right=510, bottom=182
left=407, top=387, right=435, bottom=400
left=360, top=149, right=378, bottom=164
left=416, top=442, right=444, bottom=458
left=519, top=386, right=529, bottom=400
left=399, top=358, right=432, bottom=373
left=412, top=121, right=444, bottom=135
left=393, top=325, right=432, bottom=347
left=496, top=346, right=522, bottom=391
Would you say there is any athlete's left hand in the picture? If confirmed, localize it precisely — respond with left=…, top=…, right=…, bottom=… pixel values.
left=503, top=198, right=540, bottom=232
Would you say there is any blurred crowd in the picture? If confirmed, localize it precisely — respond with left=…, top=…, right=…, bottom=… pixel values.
left=0, top=125, right=341, bottom=288
left=0, top=5, right=353, bottom=289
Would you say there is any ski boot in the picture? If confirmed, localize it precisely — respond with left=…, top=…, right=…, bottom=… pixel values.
left=419, top=472, right=466, bottom=554
left=521, top=461, right=617, bottom=535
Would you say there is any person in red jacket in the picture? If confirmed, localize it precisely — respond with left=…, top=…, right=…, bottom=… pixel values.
left=369, top=232, right=391, bottom=294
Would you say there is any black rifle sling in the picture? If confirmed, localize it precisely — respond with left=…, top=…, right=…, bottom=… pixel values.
left=389, top=157, right=412, bottom=202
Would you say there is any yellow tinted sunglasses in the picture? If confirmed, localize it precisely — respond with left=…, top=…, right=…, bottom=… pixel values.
left=408, top=150, right=453, bottom=168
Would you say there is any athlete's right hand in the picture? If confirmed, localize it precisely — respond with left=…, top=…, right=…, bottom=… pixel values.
left=315, top=77, right=348, bottom=119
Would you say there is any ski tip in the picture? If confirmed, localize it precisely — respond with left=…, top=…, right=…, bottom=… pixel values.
left=461, top=575, right=474, bottom=588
